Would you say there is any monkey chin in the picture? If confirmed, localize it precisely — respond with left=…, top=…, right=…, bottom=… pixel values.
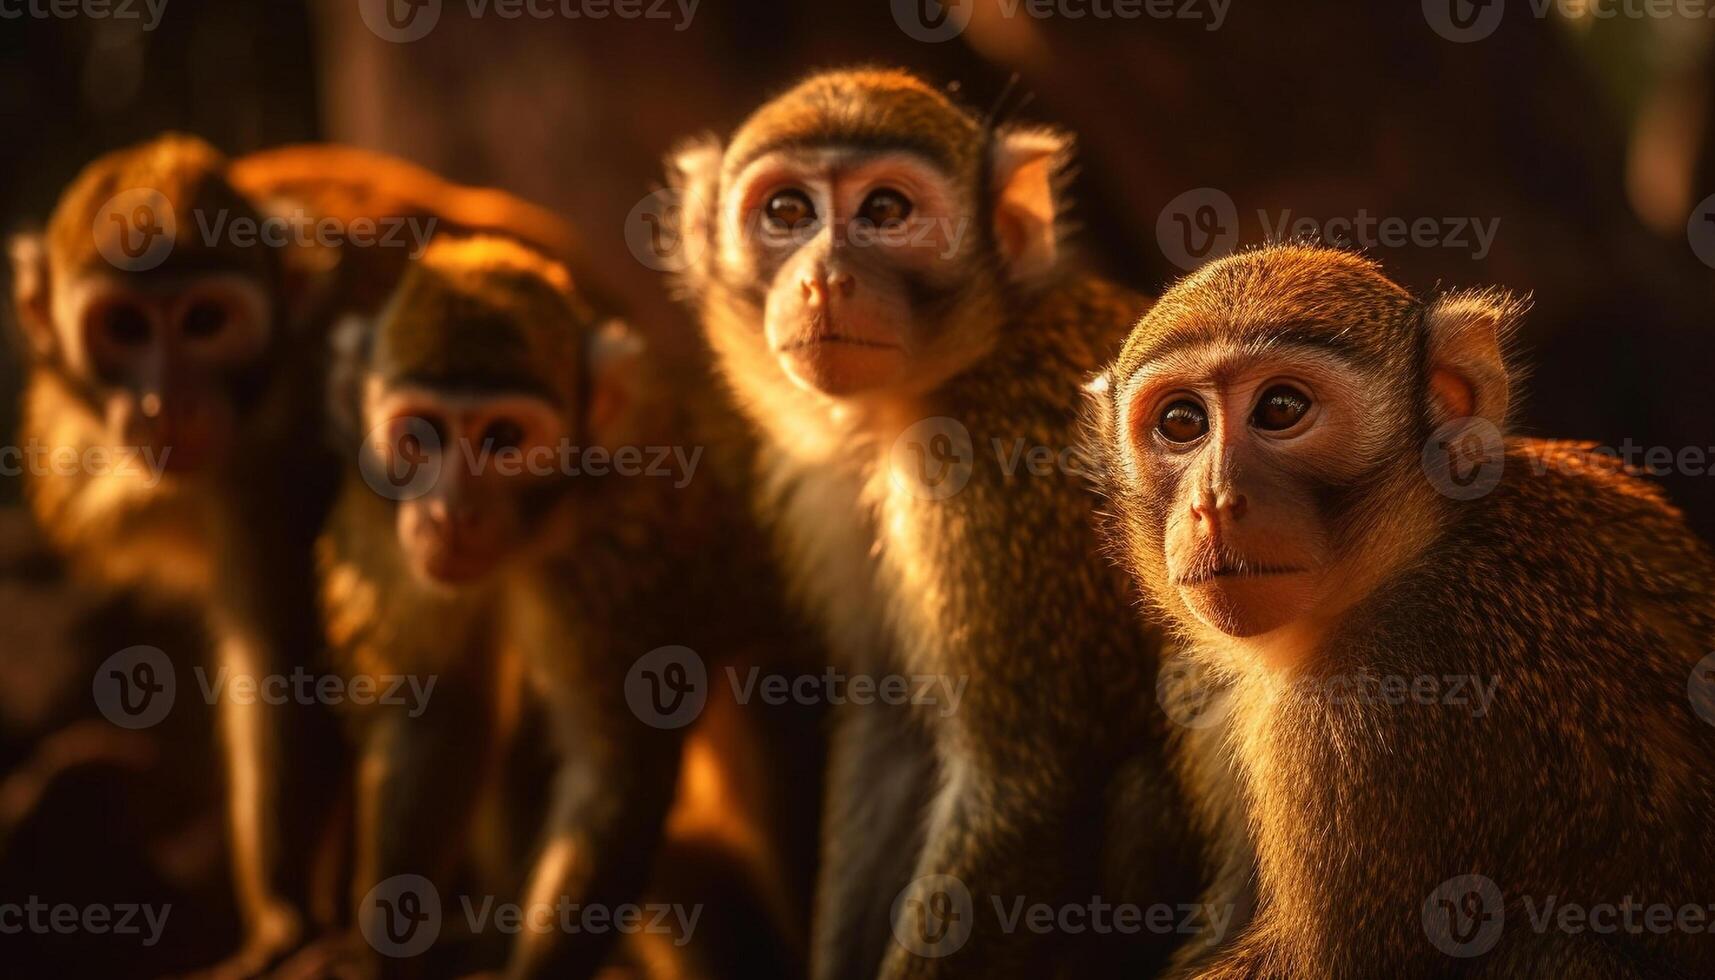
left=408, top=544, right=503, bottom=592
left=774, top=341, right=907, bottom=398
left=1178, top=572, right=1317, bottom=641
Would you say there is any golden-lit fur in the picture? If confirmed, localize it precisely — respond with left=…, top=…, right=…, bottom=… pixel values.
left=1090, top=244, right=1715, bottom=979
left=672, top=68, right=1201, bottom=979
left=319, top=234, right=815, bottom=979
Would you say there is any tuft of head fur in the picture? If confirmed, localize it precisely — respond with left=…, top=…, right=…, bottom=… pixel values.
left=48, top=132, right=272, bottom=283
left=373, top=235, right=591, bottom=404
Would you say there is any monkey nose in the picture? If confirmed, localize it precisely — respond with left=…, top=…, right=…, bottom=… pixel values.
left=800, top=276, right=827, bottom=306
left=827, top=271, right=856, bottom=297
left=1191, top=491, right=1248, bottom=525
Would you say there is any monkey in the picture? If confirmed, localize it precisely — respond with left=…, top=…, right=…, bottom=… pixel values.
left=1085, top=242, right=1715, bottom=979
left=6, top=134, right=605, bottom=978
left=8, top=134, right=346, bottom=978
left=668, top=68, right=1204, bottom=978
left=316, top=233, right=816, bottom=979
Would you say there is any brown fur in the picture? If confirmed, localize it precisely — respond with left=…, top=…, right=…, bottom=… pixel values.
left=320, top=235, right=816, bottom=979
left=671, top=69, right=1201, bottom=979
left=1090, top=244, right=1715, bottom=979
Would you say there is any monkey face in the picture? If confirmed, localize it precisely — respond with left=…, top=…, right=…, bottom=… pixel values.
left=52, top=271, right=273, bottom=475
left=720, top=148, right=987, bottom=398
left=1112, top=334, right=1409, bottom=652
left=364, top=381, right=569, bottom=589
left=1099, top=245, right=1522, bottom=664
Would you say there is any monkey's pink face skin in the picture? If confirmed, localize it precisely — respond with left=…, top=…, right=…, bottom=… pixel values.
left=1120, top=346, right=1389, bottom=642
left=725, top=149, right=971, bottom=398
left=56, top=273, right=271, bottom=475
left=365, top=382, right=567, bottom=590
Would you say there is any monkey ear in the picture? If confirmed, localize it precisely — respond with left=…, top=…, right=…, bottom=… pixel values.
left=666, top=136, right=723, bottom=276
left=8, top=231, right=56, bottom=357
left=586, top=319, right=647, bottom=448
left=1422, top=289, right=1526, bottom=427
left=1080, top=369, right=1117, bottom=466
left=991, top=127, right=1069, bottom=282
left=325, top=313, right=374, bottom=448
left=256, top=194, right=340, bottom=330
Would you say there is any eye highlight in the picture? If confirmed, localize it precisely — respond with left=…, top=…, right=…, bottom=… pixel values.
left=1252, top=384, right=1312, bottom=433
left=857, top=188, right=912, bottom=229
left=763, top=189, right=815, bottom=231
left=1157, top=399, right=1209, bottom=444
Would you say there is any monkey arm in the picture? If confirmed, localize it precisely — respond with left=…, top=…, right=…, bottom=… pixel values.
left=812, top=697, right=936, bottom=980
left=877, top=757, right=1085, bottom=980
left=204, top=481, right=348, bottom=975
left=350, top=655, right=499, bottom=972
left=502, top=651, right=684, bottom=980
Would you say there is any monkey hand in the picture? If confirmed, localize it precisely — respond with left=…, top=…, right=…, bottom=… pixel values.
left=177, top=900, right=305, bottom=980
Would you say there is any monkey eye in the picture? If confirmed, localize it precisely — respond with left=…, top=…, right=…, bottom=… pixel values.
left=182, top=300, right=227, bottom=340
left=1252, top=385, right=1312, bottom=433
left=481, top=419, right=525, bottom=454
left=1157, top=399, right=1209, bottom=444
left=763, top=189, right=816, bottom=231
left=858, top=188, right=912, bottom=229
left=101, top=303, right=152, bottom=347
left=397, top=414, right=446, bottom=457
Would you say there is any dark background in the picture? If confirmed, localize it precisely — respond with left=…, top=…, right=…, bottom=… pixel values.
left=3, top=1, right=1714, bottom=974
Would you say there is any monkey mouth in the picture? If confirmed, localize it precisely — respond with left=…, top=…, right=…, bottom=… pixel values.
left=775, top=314, right=903, bottom=353
left=776, top=334, right=902, bottom=352
left=1175, top=563, right=1307, bottom=586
